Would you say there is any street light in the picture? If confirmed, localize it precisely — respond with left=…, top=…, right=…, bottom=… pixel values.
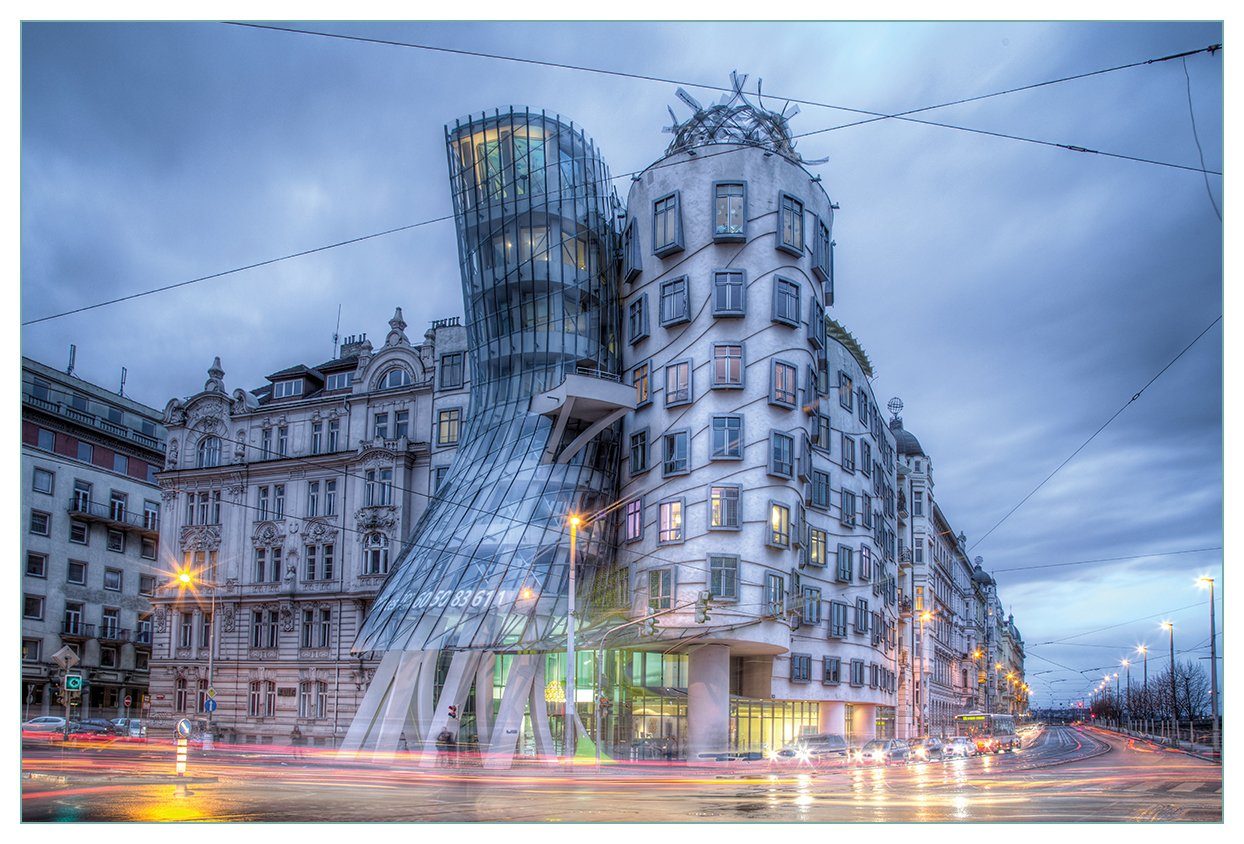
left=173, top=566, right=218, bottom=746
left=564, top=513, right=582, bottom=761
left=919, top=610, right=933, bottom=736
left=1121, top=659, right=1131, bottom=726
left=1197, top=576, right=1219, bottom=755
left=1161, top=621, right=1176, bottom=745
left=1136, top=645, right=1149, bottom=722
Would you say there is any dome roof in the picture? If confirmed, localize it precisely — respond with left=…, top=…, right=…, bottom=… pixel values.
left=888, top=416, right=925, bottom=456
left=972, top=565, right=996, bottom=587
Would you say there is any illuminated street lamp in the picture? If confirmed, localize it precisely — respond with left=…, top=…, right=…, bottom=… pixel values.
left=919, top=610, right=934, bottom=736
left=173, top=566, right=219, bottom=745
left=1161, top=621, right=1176, bottom=745
left=1120, top=659, right=1131, bottom=725
left=1136, top=644, right=1149, bottom=720
left=564, top=513, right=582, bottom=760
left=1196, top=576, right=1219, bottom=755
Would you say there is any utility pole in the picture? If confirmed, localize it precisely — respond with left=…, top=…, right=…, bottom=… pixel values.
left=564, top=514, right=580, bottom=761
left=1163, top=621, right=1177, bottom=745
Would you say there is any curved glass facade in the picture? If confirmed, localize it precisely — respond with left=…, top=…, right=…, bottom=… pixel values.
left=354, top=108, right=625, bottom=654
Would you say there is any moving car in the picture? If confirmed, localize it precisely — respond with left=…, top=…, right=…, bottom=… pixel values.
left=110, top=717, right=147, bottom=737
left=945, top=736, right=976, bottom=758
left=778, top=733, right=850, bottom=764
left=909, top=736, right=945, bottom=762
left=854, top=739, right=910, bottom=765
left=69, top=718, right=116, bottom=738
left=21, top=716, right=67, bottom=733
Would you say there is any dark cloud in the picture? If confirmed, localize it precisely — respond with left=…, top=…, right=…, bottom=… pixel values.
left=20, top=21, right=1223, bottom=706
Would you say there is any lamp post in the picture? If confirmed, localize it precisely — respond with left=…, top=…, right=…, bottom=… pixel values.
left=1161, top=621, right=1176, bottom=745
left=177, top=568, right=217, bottom=746
left=919, top=610, right=933, bottom=737
left=1197, top=576, right=1219, bottom=755
left=1113, top=673, right=1120, bottom=727
left=1136, top=645, right=1149, bottom=723
left=1121, top=659, right=1131, bottom=728
left=564, top=514, right=581, bottom=761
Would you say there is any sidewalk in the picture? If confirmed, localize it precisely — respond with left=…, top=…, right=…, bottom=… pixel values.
left=1090, top=725, right=1220, bottom=763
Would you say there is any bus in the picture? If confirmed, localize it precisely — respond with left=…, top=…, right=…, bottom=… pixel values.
left=952, top=712, right=1021, bottom=753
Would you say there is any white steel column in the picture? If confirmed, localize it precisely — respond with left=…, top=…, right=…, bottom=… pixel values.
left=687, top=644, right=731, bottom=759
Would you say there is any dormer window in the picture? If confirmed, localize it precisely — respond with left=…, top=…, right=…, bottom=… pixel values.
left=325, top=372, right=351, bottom=391
left=273, top=380, right=303, bottom=399
left=380, top=368, right=412, bottom=390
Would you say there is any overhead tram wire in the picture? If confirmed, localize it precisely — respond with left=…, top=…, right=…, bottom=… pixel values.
left=224, top=21, right=1222, bottom=176
left=22, top=42, right=1223, bottom=328
left=991, top=545, right=1223, bottom=574
left=969, top=314, right=1223, bottom=552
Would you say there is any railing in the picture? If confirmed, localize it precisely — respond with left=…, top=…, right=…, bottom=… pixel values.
left=99, top=627, right=130, bottom=643
left=23, top=393, right=164, bottom=452
left=68, top=497, right=159, bottom=533
left=563, top=362, right=622, bottom=383
left=134, top=630, right=153, bottom=646
left=62, top=621, right=95, bottom=638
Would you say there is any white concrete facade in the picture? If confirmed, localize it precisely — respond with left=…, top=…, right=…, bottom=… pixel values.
left=147, top=311, right=467, bottom=745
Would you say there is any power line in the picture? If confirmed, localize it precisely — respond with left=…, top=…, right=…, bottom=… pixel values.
left=225, top=21, right=1222, bottom=176
left=969, top=314, right=1222, bottom=552
left=1031, top=601, right=1202, bottom=646
left=992, top=545, right=1222, bottom=574
left=21, top=40, right=1222, bottom=328
left=1181, top=56, right=1222, bottom=221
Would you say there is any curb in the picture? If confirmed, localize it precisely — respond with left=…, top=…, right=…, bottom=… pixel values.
left=23, top=771, right=219, bottom=786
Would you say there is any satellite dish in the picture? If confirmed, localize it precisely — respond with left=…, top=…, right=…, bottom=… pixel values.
left=887, top=397, right=904, bottom=418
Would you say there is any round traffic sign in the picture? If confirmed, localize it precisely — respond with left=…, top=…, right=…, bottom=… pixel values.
left=203, top=698, right=218, bottom=713
left=176, top=718, right=193, bottom=737
left=206, top=687, right=217, bottom=699
left=124, top=695, right=132, bottom=707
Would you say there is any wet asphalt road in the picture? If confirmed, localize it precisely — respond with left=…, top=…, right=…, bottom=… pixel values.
left=21, top=725, right=1222, bottom=822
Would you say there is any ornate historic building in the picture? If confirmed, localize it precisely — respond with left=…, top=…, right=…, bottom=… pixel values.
left=147, top=311, right=468, bottom=745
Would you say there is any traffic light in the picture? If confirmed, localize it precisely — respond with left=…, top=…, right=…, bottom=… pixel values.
left=598, top=694, right=612, bottom=714
left=643, top=617, right=660, bottom=636
left=695, top=591, right=711, bottom=624
left=447, top=705, right=459, bottom=719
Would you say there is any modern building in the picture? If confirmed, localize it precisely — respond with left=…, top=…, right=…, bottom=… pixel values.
left=146, top=312, right=468, bottom=745
left=21, top=355, right=166, bottom=721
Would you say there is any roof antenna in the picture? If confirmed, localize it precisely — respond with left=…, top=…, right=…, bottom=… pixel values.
left=332, top=304, right=342, bottom=358
left=66, top=344, right=76, bottom=377
left=119, top=366, right=127, bottom=398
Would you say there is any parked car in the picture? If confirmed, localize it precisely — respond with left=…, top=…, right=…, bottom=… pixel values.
left=778, top=733, right=851, bottom=764
left=110, top=718, right=147, bottom=737
left=945, top=736, right=976, bottom=758
left=909, top=736, right=945, bottom=762
left=69, top=718, right=116, bottom=737
left=21, top=716, right=67, bottom=733
left=854, top=739, right=910, bottom=765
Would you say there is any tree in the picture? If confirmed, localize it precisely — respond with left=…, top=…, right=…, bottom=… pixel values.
left=1151, top=660, right=1210, bottom=721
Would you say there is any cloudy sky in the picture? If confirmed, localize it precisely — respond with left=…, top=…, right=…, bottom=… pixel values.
left=20, top=21, right=1223, bottom=706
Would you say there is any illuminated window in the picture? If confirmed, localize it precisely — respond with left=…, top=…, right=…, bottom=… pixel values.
left=713, top=182, right=746, bottom=240
left=657, top=499, right=684, bottom=544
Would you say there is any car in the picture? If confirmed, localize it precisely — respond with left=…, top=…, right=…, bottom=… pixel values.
left=854, top=739, right=910, bottom=765
left=944, top=736, right=976, bottom=757
left=69, top=718, right=116, bottom=737
left=777, top=733, right=850, bottom=764
left=909, top=737, right=945, bottom=762
left=110, top=718, right=147, bottom=737
left=21, top=716, right=67, bottom=733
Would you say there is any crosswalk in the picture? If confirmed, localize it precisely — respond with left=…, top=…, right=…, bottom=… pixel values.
left=1115, top=779, right=1221, bottom=795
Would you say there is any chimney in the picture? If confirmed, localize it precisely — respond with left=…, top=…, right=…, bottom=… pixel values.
left=339, top=333, right=370, bottom=358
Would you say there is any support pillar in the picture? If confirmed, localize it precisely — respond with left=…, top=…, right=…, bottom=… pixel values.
left=852, top=703, right=878, bottom=743
left=687, top=644, right=730, bottom=759
left=340, top=651, right=403, bottom=753
left=485, top=653, right=541, bottom=769
left=474, top=652, right=497, bottom=747
left=419, top=650, right=481, bottom=766
left=818, top=700, right=846, bottom=736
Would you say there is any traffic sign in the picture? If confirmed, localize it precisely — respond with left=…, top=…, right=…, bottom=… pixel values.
left=64, top=673, right=83, bottom=691
left=176, top=718, right=193, bottom=737
left=51, top=645, right=80, bottom=670
left=124, top=695, right=132, bottom=708
left=207, top=687, right=217, bottom=699
left=203, top=698, right=218, bottom=713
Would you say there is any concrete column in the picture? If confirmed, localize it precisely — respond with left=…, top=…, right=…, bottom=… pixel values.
left=818, top=700, right=846, bottom=736
left=687, top=644, right=730, bottom=758
left=852, top=704, right=878, bottom=742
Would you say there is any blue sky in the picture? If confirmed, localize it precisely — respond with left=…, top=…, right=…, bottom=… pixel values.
left=20, top=21, right=1223, bottom=706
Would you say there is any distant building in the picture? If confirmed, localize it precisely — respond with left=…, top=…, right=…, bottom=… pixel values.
left=146, top=311, right=467, bottom=745
left=20, top=356, right=166, bottom=721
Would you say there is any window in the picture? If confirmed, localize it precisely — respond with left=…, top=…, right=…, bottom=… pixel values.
left=709, top=555, right=738, bottom=600
left=769, top=431, right=794, bottom=478
left=859, top=545, right=874, bottom=583
left=841, top=434, right=856, bottom=473
left=23, top=638, right=42, bottom=662
left=176, top=611, right=193, bottom=649
left=32, top=467, right=54, bottom=495
left=77, top=441, right=94, bottom=463
left=69, top=520, right=89, bottom=545
left=103, top=568, right=122, bottom=591
left=791, top=654, right=813, bottom=682
left=664, top=360, right=691, bottom=406
left=26, top=553, right=47, bottom=578
left=710, top=415, right=742, bottom=459
left=836, top=545, right=854, bottom=582
left=713, top=181, right=746, bottom=240
left=773, top=277, right=800, bottom=326
left=324, top=479, right=337, bottom=516
left=307, top=481, right=320, bottom=517
left=913, top=490, right=924, bottom=516
left=808, top=299, right=826, bottom=349
left=381, top=368, right=412, bottom=390
left=107, top=529, right=125, bottom=553
left=37, top=428, right=55, bottom=451
left=838, top=371, right=854, bottom=411
left=261, top=428, right=272, bottom=456
left=770, top=360, right=798, bottom=407
left=647, top=568, right=673, bottom=610
left=632, top=362, right=651, bottom=407
left=365, top=469, right=393, bottom=506
left=144, top=499, right=160, bottom=530
left=659, top=277, right=690, bottom=326
left=251, top=609, right=280, bottom=650
left=327, top=418, right=340, bottom=451
left=712, top=343, right=744, bottom=388
left=274, top=484, right=286, bottom=518
left=841, top=489, right=857, bottom=526
left=109, top=490, right=128, bottom=521
left=299, top=680, right=329, bottom=719
left=850, top=659, right=866, bottom=687
left=29, top=510, right=50, bottom=536
left=310, top=421, right=324, bottom=454
left=275, top=425, right=288, bottom=456
left=67, top=560, right=87, bottom=585
left=813, top=215, right=833, bottom=282
left=652, top=192, right=684, bottom=256
left=254, top=546, right=283, bottom=583
left=439, top=353, right=465, bottom=389
left=257, top=486, right=270, bottom=520
left=139, top=574, right=155, bottom=596
left=662, top=430, right=689, bottom=476
left=198, top=436, right=221, bottom=468
left=811, top=470, right=831, bottom=509
left=23, top=594, right=45, bottom=620
left=628, top=295, right=650, bottom=344
left=712, top=269, right=746, bottom=316
left=373, top=412, right=389, bottom=439
left=629, top=429, right=649, bottom=475
left=854, top=598, right=870, bottom=634
left=709, top=485, right=741, bottom=529
left=765, top=571, right=785, bottom=616
left=823, top=656, right=842, bottom=684
left=176, top=679, right=189, bottom=713
left=778, top=193, right=804, bottom=255
left=273, top=379, right=303, bottom=399
left=769, top=501, right=791, bottom=548
left=829, top=601, right=849, bottom=638
left=109, top=452, right=128, bottom=475
left=803, top=587, right=823, bottom=625
left=815, top=414, right=832, bottom=451
left=657, top=499, right=684, bottom=545
left=325, top=371, right=351, bottom=392
left=808, top=528, right=828, bottom=567
left=857, top=389, right=869, bottom=425
left=394, top=410, right=409, bottom=440
left=624, top=498, right=643, bottom=542
left=437, top=408, right=462, bottom=446
left=860, top=440, right=872, bottom=478
left=622, top=217, right=641, bottom=282
left=434, top=466, right=449, bottom=491
left=363, top=534, right=389, bottom=575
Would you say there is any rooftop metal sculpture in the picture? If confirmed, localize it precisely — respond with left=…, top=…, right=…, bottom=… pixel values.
left=663, top=71, right=827, bottom=164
